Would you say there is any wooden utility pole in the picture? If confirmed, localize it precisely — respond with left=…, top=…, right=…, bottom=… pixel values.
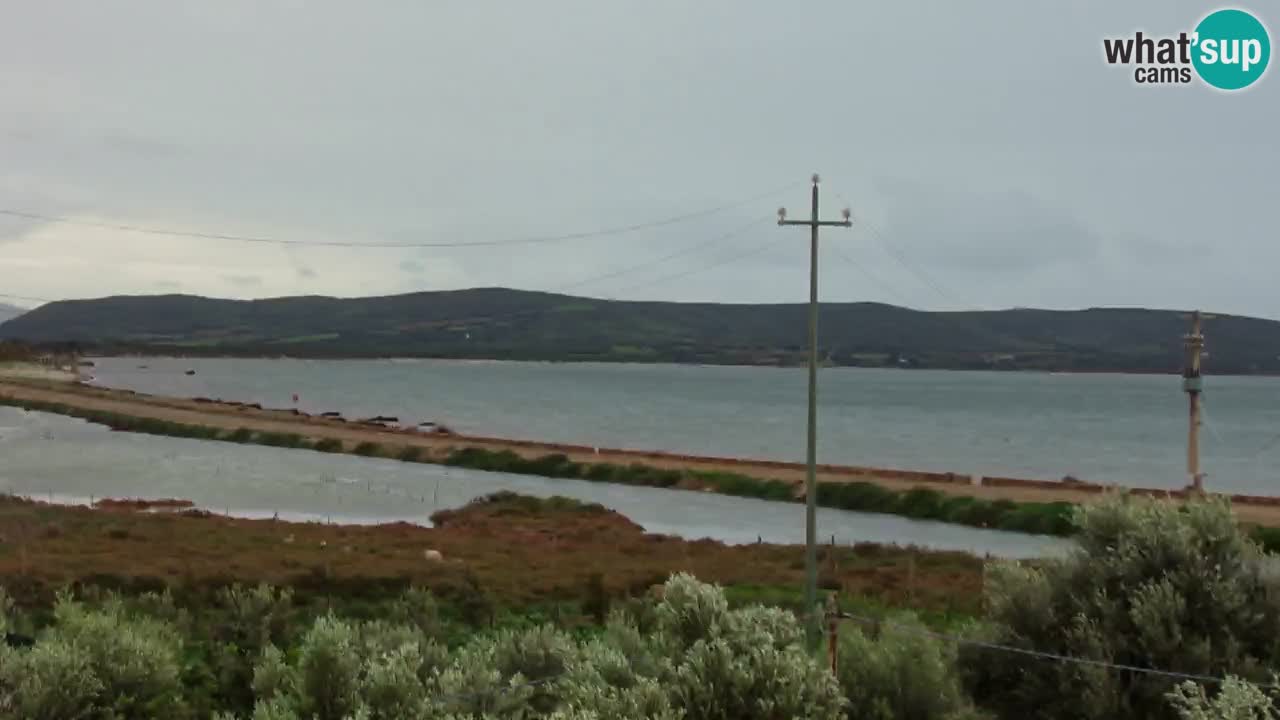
left=1183, top=311, right=1208, bottom=493
left=778, top=174, right=852, bottom=648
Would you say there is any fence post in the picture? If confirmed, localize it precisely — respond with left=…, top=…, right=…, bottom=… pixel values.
left=907, top=553, right=916, bottom=604
left=826, top=593, right=839, bottom=676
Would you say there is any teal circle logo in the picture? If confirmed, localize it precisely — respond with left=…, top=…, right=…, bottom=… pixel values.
left=1192, top=9, right=1271, bottom=90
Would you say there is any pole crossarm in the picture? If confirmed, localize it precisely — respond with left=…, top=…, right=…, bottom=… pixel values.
left=773, top=219, right=855, bottom=226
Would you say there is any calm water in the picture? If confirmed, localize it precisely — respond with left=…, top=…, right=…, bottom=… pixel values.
left=89, top=357, right=1280, bottom=493
left=0, top=407, right=1060, bottom=557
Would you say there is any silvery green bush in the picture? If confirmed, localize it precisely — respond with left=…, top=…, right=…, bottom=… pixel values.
left=836, top=612, right=972, bottom=720
left=0, top=573, right=864, bottom=719
left=213, top=583, right=296, bottom=715
left=296, top=614, right=364, bottom=720
left=964, top=494, right=1280, bottom=720
left=1166, top=675, right=1279, bottom=719
left=655, top=573, right=844, bottom=720
left=0, top=594, right=186, bottom=719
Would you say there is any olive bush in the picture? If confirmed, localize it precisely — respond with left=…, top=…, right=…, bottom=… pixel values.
left=0, top=574, right=877, bottom=719
left=0, top=594, right=186, bottom=719
left=1166, top=675, right=1280, bottom=719
left=836, top=612, right=972, bottom=720
left=656, top=573, right=845, bottom=720
left=208, top=573, right=845, bottom=720
left=964, top=494, right=1280, bottom=720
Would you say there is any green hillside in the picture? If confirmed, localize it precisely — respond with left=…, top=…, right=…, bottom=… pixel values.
left=1, top=288, right=1275, bottom=373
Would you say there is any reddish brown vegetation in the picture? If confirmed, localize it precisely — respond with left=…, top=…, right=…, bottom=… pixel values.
left=92, top=497, right=196, bottom=512
left=0, top=493, right=982, bottom=616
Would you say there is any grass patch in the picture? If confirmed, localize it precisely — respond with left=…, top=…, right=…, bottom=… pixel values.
left=353, top=441, right=383, bottom=457
left=397, top=446, right=423, bottom=462
left=313, top=438, right=344, bottom=453
left=817, top=482, right=1077, bottom=537
left=1251, top=526, right=1280, bottom=554
left=255, top=431, right=307, bottom=449
left=224, top=427, right=254, bottom=443
left=693, top=470, right=793, bottom=500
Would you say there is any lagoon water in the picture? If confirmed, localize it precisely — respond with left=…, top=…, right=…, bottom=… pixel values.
left=89, top=357, right=1280, bottom=494
left=0, top=407, right=1062, bottom=558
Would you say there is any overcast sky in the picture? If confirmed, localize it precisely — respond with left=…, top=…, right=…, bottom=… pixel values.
left=0, top=2, right=1275, bottom=317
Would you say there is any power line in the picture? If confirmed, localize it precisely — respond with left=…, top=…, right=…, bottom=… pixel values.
left=608, top=228, right=776, bottom=295
left=838, top=611, right=1264, bottom=688
left=0, top=181, right=799, bottom=249
left=827, top=188, right=984, bottom=311
left=0, top=220, right=767, bottom=319
left=823, top=243, right=921, bottom=310
left=558, top=215, right=766, bottom=292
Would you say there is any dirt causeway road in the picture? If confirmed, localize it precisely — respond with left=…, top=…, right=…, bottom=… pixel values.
left=5, top=376, right=1280, bottom=527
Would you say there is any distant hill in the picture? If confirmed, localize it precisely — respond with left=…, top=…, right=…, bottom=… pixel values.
left=0, top=288, right=1276, bottom=374
left=0, top=303, right=25, bottom=325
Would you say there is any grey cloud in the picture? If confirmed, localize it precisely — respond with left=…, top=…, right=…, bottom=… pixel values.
left=873, top=177, right=1104, bottom=273
left=0, top=0, right=1275, bottom=318
left=221, top=274, right=263, bottom=288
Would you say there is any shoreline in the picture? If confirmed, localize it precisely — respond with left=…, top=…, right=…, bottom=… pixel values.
left=5, top=374, right=1280, bottom=532
left=77, top=352, right=1280, bottom=377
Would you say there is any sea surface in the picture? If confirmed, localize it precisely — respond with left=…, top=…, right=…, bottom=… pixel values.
left=88, top=357, right=1280, bottom=494
left=0, top=407, right=1061, bottom=558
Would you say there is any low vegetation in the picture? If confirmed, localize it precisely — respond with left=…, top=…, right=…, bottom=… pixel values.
left=3, top=493, right=1279, bottom=718
left=962, top=496, right=1280, bottom=720
left=0, top=491, right=982, bottom=623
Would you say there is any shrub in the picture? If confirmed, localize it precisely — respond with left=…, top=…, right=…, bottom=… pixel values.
left=964, top=494, right=1280, bottom=720
left=395, top=446, right=422, bottom=462
left=617, top=464, right=684, bottom=489
left=492, top=624, right=578, bottom=713
left=1251, top=526, right=1280, bottom=554
left=352, top=442, right=382, bottom=457
left=562, top=640, right=678, bottom=719
left=523, top=453, right=581, bottom=478
left=817, top=482, right=899, bottom=514
left=386, top=586, right=444, bottom=642
left=435, top=637, right=536, bottom=717
left=653, top=573, right=844, bottom=720
left=837, top=612, right=970, bottom=720
left=295, top=614, right=362, bottom=720
left=358, top=642, right=432, bottom=720
left=583, top=463, right=619, bottom=483
left=654, top=572, right=730, bottom=652
left=0, top=595, right=187, bottom=719
left=1166, top=674, right=1280, bottom=719
left=226, top=427, right=255, bottom=443
left=209, top=584, right=295, bottom=715
left=257, top=432, right=306, bottom=449
left=898, top=488, right=947, bottom=520
left=313, top=438, right=343, bottom=453
left=0, top=640, right=103, bottom=720
left=696, top=471, right=792, bottom=499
